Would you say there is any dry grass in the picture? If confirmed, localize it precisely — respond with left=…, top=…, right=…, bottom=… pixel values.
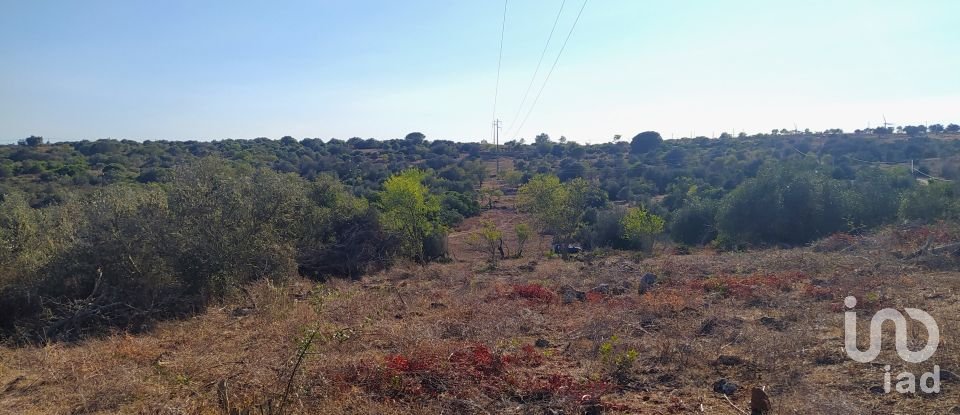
left=2, top=192, right=959, bottom=414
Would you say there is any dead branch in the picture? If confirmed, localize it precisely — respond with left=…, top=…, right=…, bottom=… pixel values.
left=723, top=394, right=748, bottom=415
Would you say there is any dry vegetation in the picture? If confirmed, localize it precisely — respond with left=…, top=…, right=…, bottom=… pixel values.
left=2, top=182, right=959, bottom=414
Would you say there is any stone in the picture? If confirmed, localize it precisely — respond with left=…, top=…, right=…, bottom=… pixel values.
left=749, top=387, right=771, bottom=415
left=698, top=317, right=718, bottom=335
left=640, top=272, right=657, bottom=285
left=590, top=284, right=611, bottom=295
left=716, top=355, right=743, bottom=366
left=638, top=273, right=657, bottom=294
left=231, top=307, right=254, bottom=317
left=560, top=286, right=587, bottom=304
left=759, top=316, right=787, bottom=331
left=534, top=338, right=551, bottom=348
left=942, top=369, right=959, bottom=383
left=713, top=379, right=738, bottom=396
left=579, top=394, right=602, bottom=415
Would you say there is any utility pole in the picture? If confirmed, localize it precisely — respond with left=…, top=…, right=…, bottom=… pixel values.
left=492, top=119, right=502, bottom=176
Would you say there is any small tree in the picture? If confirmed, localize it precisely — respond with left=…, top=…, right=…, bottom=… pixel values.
left=903, top=125, right=927, bottom=137
left=503, top=170, right=524, bottom=188
left=514, top=223, right=531, bottom=257
left=518, top=175, right=605, bottom=255
left=378, top=169, right=441, bottom=263
left=404, top=132, right=426, bottom=144
left=479, top=187, right=503, bottom=209
left=463, top=160, right=488, bottom=189
left=469, top=220, right=504, bottom=266
left=19, top=136, right=44, bottom=147
left=621, top=206, right=665, bottom=252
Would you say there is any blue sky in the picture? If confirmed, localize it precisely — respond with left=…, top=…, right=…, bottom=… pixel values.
left=1, top=0, right=958, bottom=143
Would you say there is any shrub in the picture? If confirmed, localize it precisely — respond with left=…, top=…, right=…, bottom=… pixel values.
left=899, top=181, right=959, bottom=221
left=669, top=200, right=718, bottom=245
left=620, top=205, right=665, bottom=251
left=578, top=206, right=633, bottom=250
left=1, top=160, right=309, bottom=341
left=509, top=283, right=556, bottom=304
left=716, top=163, right=858, bottom=245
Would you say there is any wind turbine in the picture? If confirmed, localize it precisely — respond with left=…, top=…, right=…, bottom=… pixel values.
left=882, top=114, right=894, bottom=129
left=877, top=114, right=895, bottom=135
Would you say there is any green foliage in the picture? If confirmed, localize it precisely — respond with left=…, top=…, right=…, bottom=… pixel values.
left=517, top=175, right=603, bottom=243
left=166, top=159, right=302, bottom=296
left=517, top=175, right=565, bottom=232
left=899, top=181, right=959, bottom=221
left=439, top=191, right=480, bottom=227
left=19, top=136, right=44, bottom=147
left=479, top=187, right=503, bottom=209
left=297, top=175, right=388, bottom=279
left=0, top=192, right=48, bottom=280
left=514, top=223, right=531, bottom=257
left=578, top=206, right=631, bottom=250
left=378, top=169, right=443, bottom=262
left=2, top=127, right=960, bottom=339
left=630, top=131, right=662, bottom=154
left=669, top=200, right=718, bottom=245
left=462, top=160, right=488, bottom=189
left=848, top=167, right=913, bottom=228
left=715, top=162, right=909, bottom=245
left=469, top=220, right=503, bottom=265
left=620, top=205, right=665, bottom=251
left=2, top=159, right=404, bottom=341
left=503, top=170, right=524, bottom=187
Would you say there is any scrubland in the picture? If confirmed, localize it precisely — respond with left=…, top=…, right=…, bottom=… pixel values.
left=2, top=202, right=958, bottom=415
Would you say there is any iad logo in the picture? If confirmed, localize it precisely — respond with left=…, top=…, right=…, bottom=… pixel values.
left=843, top=296, right=941, bottom=394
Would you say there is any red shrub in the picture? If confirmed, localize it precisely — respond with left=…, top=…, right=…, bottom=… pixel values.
left=509, top=283, right=556, bottom=304
left=450, top=343, right=506, bottom=377
left=585, top=291, right=605, bottom=303
left=505, top=344, right=544, bottom=367
left=327, top=342, right=564, bottom=402
left=803, top=284, right=834, bottom=301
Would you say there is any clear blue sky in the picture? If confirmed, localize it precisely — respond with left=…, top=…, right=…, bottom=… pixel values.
left=1, top=0, right=958, bottom=143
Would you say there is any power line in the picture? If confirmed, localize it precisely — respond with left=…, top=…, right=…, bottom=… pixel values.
left=491, top=0, right=509, bottom=122
left=913, top=168, right=953, bottom=181
left=844, top=155, right=954, bottom=181
left=508, top=0, right=589, bottom=141
left=504, top=0, right=567, bottom=133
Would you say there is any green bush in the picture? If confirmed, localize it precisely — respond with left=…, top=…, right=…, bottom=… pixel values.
left=669, top=200, right=718, bottom=245
left=717, top=163, right=859, bottom=245
left=899, top=181, right=959, bottom=221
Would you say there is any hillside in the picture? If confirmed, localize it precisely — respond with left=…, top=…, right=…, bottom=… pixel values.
left=2, top=132, right=960, bottom=413
left=2, top=174, right=959, bottom=414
